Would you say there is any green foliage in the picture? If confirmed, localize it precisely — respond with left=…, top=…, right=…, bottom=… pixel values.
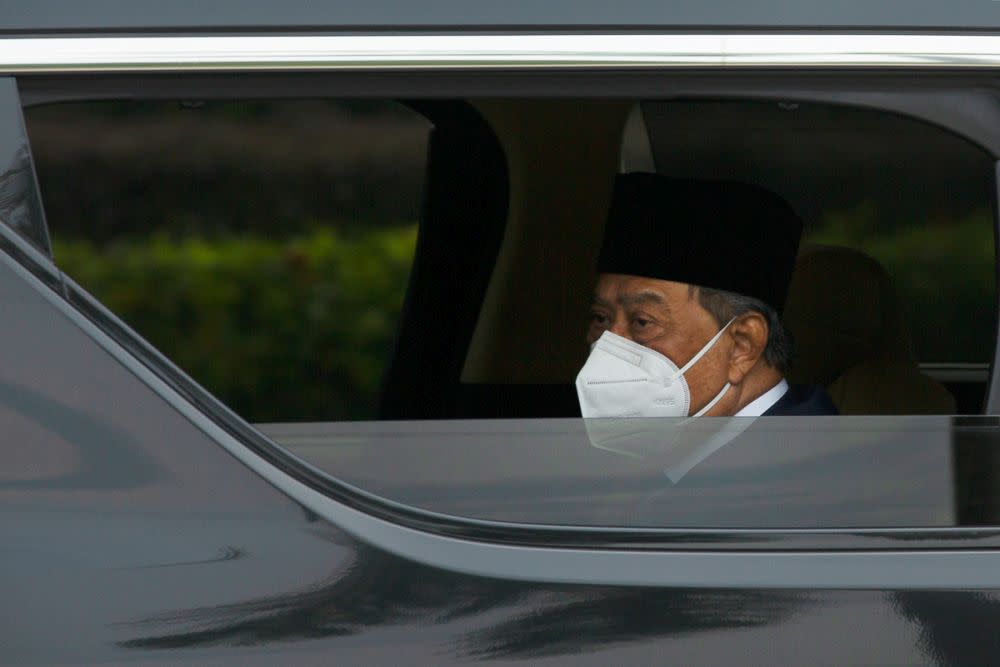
left=55, top=226, right=418, bottom=422
left=807, top=205, right=995, bottom=361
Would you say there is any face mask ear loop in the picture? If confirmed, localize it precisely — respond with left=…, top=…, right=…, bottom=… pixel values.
left=676, top=317, right=737, bottom=377
left=692, top=382, right=731, bottom=417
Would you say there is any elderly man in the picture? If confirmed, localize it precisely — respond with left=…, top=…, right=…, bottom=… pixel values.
left=576, top=173, right=837, bottom=418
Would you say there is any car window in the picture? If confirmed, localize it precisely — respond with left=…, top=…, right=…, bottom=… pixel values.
left=16, top=91, right=1000, bottom=536
left=24, top=99, right=428, bottom=422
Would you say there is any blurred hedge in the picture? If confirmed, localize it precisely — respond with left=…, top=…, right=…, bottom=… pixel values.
left=55, top=226, right=418, bottom=422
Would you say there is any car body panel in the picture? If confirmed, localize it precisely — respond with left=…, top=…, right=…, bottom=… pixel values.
left=5, top=1, right=1000, bottom=33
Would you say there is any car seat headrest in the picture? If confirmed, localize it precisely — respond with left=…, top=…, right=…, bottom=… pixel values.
left=783, top=244, right=915, bottom=387
left=828, top=359, right=956, bottom=415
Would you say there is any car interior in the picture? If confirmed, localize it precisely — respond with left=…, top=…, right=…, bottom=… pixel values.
left=785, top=244, right=957, bottom=415
left=381, top=98, right=994, bottom=420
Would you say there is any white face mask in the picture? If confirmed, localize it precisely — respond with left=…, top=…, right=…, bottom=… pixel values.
left=575, top=318, right=735, bottom=419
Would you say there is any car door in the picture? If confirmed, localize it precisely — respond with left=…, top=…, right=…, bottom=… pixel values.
left=5, top=31, right=1000, bottom=667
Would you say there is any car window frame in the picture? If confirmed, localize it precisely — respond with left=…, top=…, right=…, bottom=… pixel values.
left=7, top=43, right=1000, bottom=559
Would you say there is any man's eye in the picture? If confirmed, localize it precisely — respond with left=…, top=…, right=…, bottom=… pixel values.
left=591, top=312, right=609, bottom=326
left=632, top=317, right=651, bottom=328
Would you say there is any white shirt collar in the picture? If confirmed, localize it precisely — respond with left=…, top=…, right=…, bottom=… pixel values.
left=734, top=379, right=789, bottom=417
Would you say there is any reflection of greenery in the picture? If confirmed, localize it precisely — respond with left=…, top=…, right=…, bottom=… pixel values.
left=806, top=205, right=995, bottom=362
left=55, top=225, right=418, bottom=422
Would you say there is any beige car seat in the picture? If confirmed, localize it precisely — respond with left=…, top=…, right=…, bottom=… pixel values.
left=782, top=245, right=955, bottom=415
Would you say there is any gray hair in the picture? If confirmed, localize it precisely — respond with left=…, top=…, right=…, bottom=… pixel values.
left=690, top=285, right=793, bottom=374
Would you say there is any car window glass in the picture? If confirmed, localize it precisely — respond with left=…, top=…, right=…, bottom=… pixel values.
left=19, top=93, right=1000, bottom=535
left=24, top=99, right=429, bottom=422
left=261, top=415, right=972, bottom=529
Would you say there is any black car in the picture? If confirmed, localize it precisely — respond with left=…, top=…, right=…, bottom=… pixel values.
left=5, top=3, right=1000, bottom=665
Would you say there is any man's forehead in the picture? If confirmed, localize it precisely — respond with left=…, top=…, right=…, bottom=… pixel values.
left=593, top=273, right=692, bottom=304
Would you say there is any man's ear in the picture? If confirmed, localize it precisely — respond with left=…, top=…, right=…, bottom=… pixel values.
left=726, top=312, right=769, bottom=385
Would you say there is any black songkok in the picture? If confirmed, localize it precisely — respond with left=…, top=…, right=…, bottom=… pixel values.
left=597, top=173, right=803, bottom=313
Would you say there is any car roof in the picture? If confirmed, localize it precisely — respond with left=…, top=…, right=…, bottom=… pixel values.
left=4, top=0, right=1000, bottom=33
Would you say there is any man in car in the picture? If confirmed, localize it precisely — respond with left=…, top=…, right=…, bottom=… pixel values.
left=576, top=172, right=837, bottom=418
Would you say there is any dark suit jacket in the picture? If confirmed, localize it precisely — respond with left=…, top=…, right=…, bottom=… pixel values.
left=762, top=384, right=839, bottom=416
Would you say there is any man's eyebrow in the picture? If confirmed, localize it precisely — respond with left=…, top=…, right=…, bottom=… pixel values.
left=590, top=294, right=614, bottom=308
left=620, top=290, right=668, bottom=307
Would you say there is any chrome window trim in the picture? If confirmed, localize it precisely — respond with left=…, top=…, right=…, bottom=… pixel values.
left=6, top=34, right=1000, bottom=73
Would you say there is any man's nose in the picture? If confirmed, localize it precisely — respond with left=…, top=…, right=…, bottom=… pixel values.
left=609, top=321, right=631, bottom=339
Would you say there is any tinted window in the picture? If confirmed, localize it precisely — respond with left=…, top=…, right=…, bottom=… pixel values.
left=19, top=93, right=1000, bottom=534
left=262, top=415, right=1000, bottom=530
left=25, top=99, right=429, bottom=422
